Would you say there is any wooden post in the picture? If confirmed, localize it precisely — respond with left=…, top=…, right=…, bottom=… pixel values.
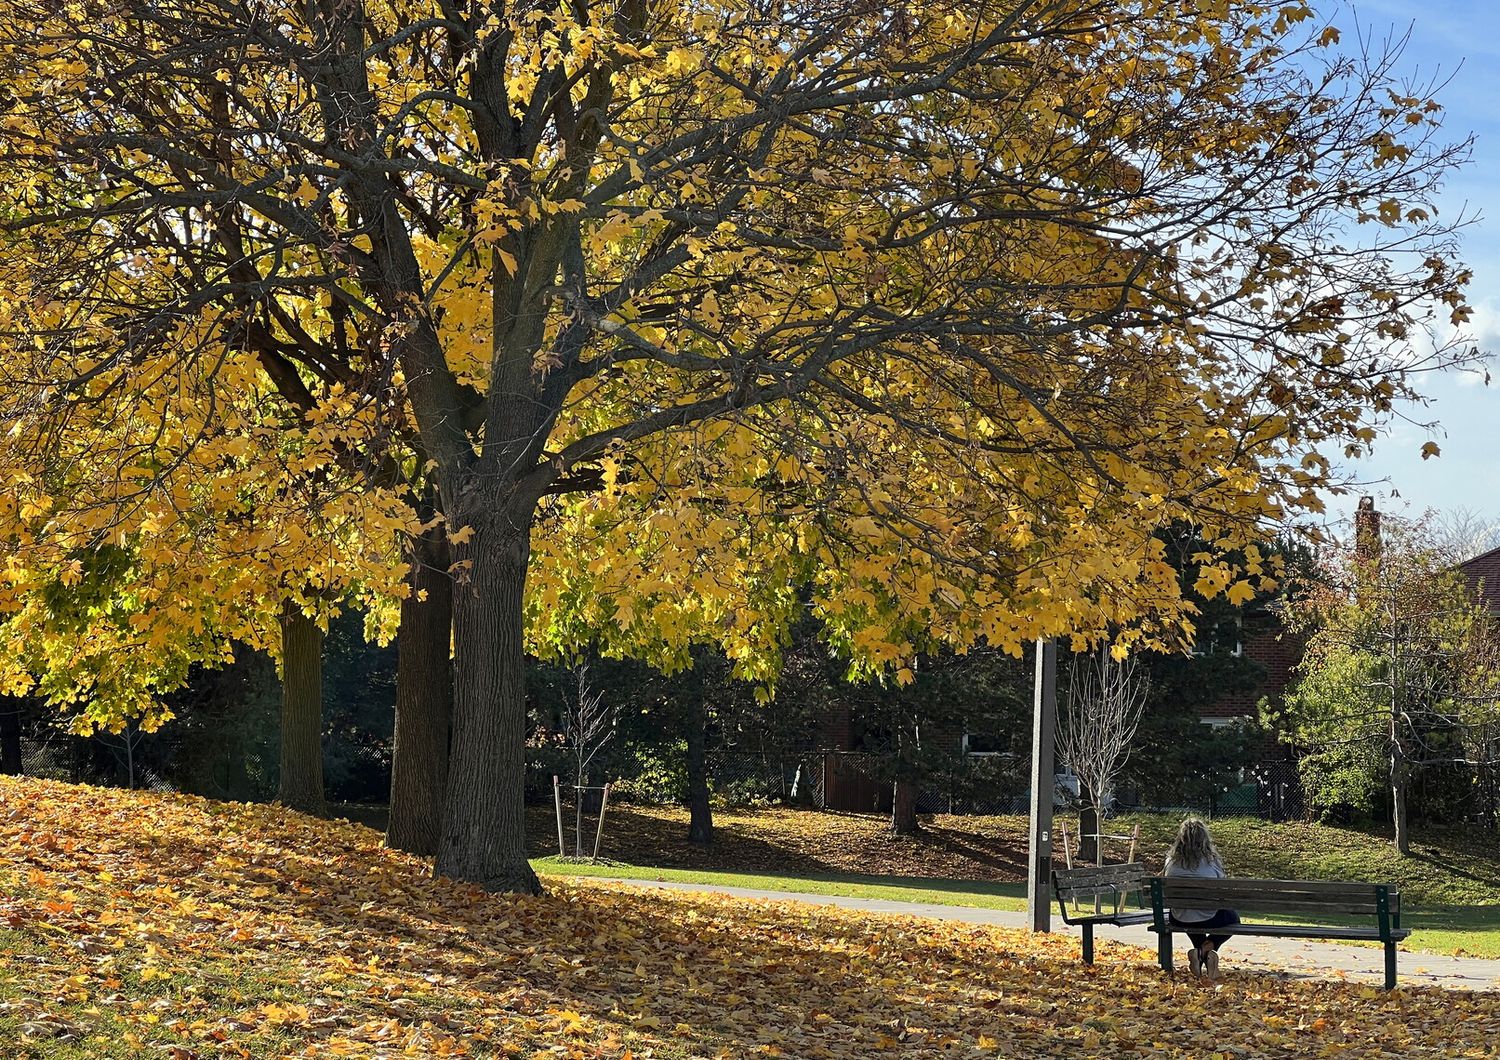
left=1027, top=637, right=1058, bottom=932
left=591, top=783, right=613, bottom=862
left=552, top=775, right=566, bottom=858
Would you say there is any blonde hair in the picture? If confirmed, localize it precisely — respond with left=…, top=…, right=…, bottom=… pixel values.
left=1166, top=816, right=1222, bottom=872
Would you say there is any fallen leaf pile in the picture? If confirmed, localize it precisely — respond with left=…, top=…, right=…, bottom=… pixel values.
left=2, top=777, right=1497, bottom=1058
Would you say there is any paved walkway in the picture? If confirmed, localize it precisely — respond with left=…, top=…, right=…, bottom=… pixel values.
left=590, top=877, right=1500, bottom=992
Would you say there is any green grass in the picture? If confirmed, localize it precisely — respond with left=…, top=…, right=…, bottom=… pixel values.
left=1118, top=815, right=1500, bottom=907
left=535, top=856, right=1500, bottom=959
left=1249, top=904, right=1500, bottom=960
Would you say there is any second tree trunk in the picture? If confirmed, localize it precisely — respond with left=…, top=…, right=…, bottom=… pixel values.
left=892, top=779, right=919, bottom=835
left=685, top=658, right=713, bottom=845
left=387, top=525, right=454, bottom=856
left=278, top=603, right=325, bottom=814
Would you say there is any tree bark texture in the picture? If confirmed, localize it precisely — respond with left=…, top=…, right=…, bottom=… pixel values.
left=435, top=507, right=541, bottom=894
left=686, top=663, right=713, bottom=845
left=891, top=779, right=920, bottom=835
left=1389, top=636, right=1410, bottom=855
left=1391, top=742, right=1410, bottom=855
left=387, top=524, right=454, bottom=856
left=278, top=603, right=326, bottom=814
left=1079, top=803, right=1100, bottom=866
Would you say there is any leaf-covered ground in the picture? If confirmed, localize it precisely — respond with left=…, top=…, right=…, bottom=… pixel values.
left=5, top=778, right=1500, bottom=1059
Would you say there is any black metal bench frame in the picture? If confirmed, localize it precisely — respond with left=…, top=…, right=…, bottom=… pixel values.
left=1052, top=863, right=1152, bottom=964
left=1148, top=876, right=1410, bottom=989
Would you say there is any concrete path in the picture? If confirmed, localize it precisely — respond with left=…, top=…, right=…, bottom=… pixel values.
left=588, top=876, right=1500, bottom=992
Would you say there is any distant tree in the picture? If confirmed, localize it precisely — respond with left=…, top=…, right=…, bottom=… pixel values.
left=1057, top=647, right=1149, bottom=849
left=1430, top=506, right=1500, bottom=564
left=561, top=662, right=616, bottom=858
left=1280, top=518, right=1500, bottom=852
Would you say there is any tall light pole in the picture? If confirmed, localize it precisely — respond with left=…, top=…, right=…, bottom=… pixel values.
left=1027, top=637, right=1058, bottom=932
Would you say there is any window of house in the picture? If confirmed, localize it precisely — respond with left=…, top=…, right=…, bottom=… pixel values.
left=962, top=729, right=1007, bottom=755
left=1192, top=615, right=1243, bottom=657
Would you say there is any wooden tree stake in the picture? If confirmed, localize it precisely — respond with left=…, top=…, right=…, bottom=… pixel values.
left=591, top=783, right=613, bottom=862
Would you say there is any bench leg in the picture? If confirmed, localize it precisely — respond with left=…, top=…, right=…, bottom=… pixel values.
left=1384, top=942, right=1397, bottom=990
left=1157, top=929, right=1173, bottom=974
left=1082, top=923, right=1094, bottom=964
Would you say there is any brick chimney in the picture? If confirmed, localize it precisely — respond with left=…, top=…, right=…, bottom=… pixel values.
left=1353, top=496, right=1383, bottom=610
left=1355, top=496, right=1382, bottom=563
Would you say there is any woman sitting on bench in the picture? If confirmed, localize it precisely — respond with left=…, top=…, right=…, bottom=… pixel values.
left=1165, top=817, right=1240, bottom=978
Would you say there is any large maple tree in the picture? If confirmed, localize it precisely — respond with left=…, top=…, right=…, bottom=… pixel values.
left=0, top=0, right=1480, bottom=892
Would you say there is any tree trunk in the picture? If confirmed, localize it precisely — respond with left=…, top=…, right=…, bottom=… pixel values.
left=892, top=779, right=920, bottom=835
left=1079, top=802, right=1099, bottom=866
left=686, top=663, right=713, bottom=845
left=0, top=699, right=22, bottom=776
left=387, top=525, right=454, bottom=856
left=435, top=506, right=541, bottom=893
left=278, top=602, right=325, bottom=814
left=1391, top=742, right=1410, bottom=855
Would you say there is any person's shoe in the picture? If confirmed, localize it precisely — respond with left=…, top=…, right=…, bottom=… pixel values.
left=1187, top=948, right=1201, bottom=976
left=1204, top=948, right=1220, bottom=979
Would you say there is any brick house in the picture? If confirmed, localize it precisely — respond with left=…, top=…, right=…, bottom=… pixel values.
left=1458, top=544, right=1500, bottom=617
left=1196, top=615, right=1302, bottom=726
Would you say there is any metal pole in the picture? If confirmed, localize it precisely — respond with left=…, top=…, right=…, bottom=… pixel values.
left=1027, top=637, right=1058, bottom=932
left=552, top=775, right=566, bottom=858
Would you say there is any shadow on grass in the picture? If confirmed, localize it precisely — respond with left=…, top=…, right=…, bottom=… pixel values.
left=532, top=857, right=1031, bottom=904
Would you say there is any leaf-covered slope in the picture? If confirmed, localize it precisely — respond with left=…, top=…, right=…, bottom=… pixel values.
left=1, top=777, right=1496, bottom=1059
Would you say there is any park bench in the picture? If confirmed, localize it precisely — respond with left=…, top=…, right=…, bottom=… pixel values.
left=1148, top=876, right=1410, bottom=989
left=1051, top=863, right=1153, bottom=964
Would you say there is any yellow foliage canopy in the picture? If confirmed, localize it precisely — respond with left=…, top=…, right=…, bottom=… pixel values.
left=0, top=0, right=1481, bottom=885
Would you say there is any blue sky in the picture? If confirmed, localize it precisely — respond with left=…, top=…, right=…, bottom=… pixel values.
left=1314, top=1, right=1499, bottom=532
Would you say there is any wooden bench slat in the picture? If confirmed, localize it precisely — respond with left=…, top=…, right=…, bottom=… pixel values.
left=1160, top=880, right=1391, bottom=900
left=1055, top=867, right=1146, bottom=885
left=1158, top=878, right=1389, bottom=900
left=1056, top=869, right=1146, bottom=887
left=1057, top=862, right=1145, bottom=876
left=1062, top=887, right=1140, bottom=905
left=1158, top=894, right=1383, bottom=917
left=1056, top=878, right=1145, bottom=892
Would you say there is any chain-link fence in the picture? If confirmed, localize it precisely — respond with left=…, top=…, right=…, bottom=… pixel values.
left=702, top=750, right=809, bottom=806
left=16, top=733, right=176, bottom=794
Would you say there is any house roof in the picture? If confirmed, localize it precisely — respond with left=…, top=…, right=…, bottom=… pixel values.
left=1458, top=544, right=1500, bottom=615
